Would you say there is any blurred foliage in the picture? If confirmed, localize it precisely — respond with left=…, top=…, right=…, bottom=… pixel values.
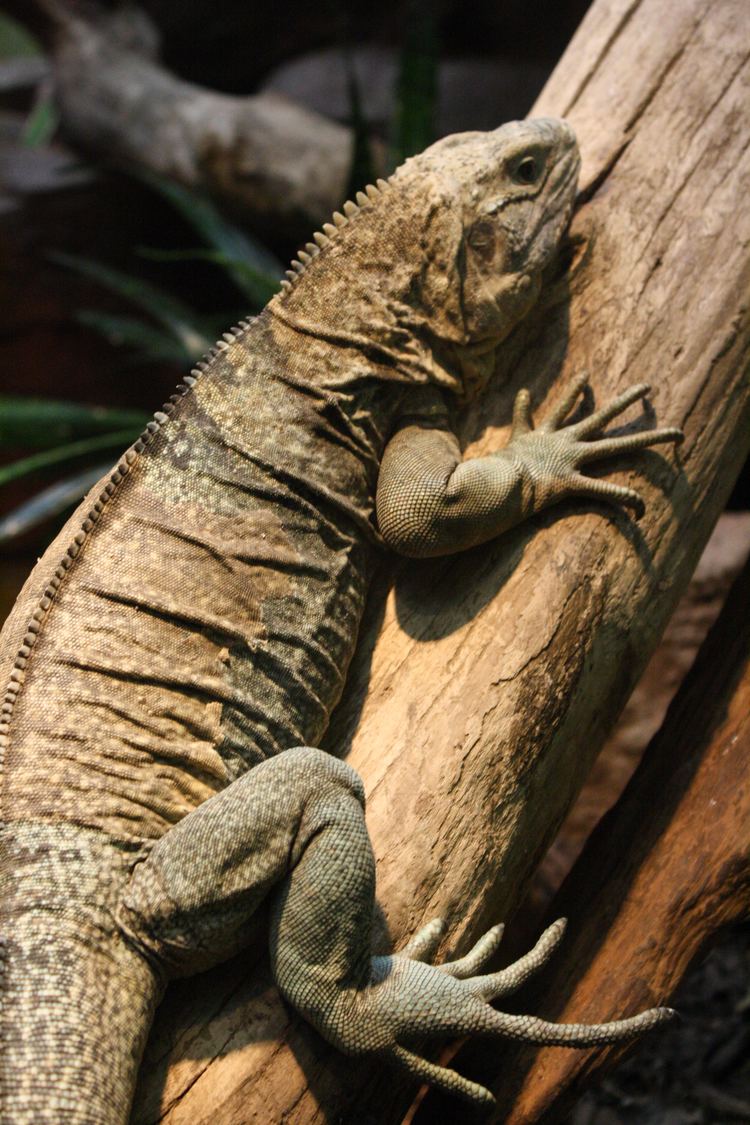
left=1, top=7, right=440, bottom=542
left=0, top=398, right=148, bottom=544
left=0, top=174, right=285, bottom=542
left=0, top=11, right=42, bottom=58
left=342, top=42, right=376, bottom=200
left=0, top=397, right=148, bottom=450
left=390, top=0, right=439, bottom=170
left=0, top=12, right=59, bottom=147
left=51, top=250, right=217, bottom=363
left=0, top=465, right=113, bottom=545
left=0, top=429, right=143, bottom=489
left=22, top=96, right=60, bottom=148
left=51, top=172, right=284, bottom=366
left=134, top=170, right=283, bottom=306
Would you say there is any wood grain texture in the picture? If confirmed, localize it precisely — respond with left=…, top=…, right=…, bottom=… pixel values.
left=522, top=510, right=750, bottom=930
left=488, top=548, right=750, bottom=1124
left=132, top=0, right=750, bottom=1120
left=416, top=557, right=750, bottom=1123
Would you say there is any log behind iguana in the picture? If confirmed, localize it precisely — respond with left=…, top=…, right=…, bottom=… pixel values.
left=0, top=119, right=681, bottom=1122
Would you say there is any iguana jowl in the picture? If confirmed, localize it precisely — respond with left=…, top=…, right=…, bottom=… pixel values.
left=0, top=118, right=682, bottom=1120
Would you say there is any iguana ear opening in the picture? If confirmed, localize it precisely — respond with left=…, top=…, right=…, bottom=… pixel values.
left=386, top=189, right=475, bottom=396
left=418, top=203, right=469, bottom=338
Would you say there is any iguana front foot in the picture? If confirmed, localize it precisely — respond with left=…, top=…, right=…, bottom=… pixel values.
left=376, top=373, right=682, bottom=558
left=323, top=917, right=674, bottom=1107
left=505, top=375, right=684, bottom=519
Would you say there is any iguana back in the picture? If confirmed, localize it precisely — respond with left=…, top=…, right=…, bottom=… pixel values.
left=1, top=311, right=403, bottom=840
left=0, top=298, right=422, bottom=1118
left=0, top=119, right=679, bottom=1122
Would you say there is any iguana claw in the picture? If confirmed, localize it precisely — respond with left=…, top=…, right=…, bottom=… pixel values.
left=346, top=918, right=674, bottom=1106
left=505, top=376, right=683, bottom=518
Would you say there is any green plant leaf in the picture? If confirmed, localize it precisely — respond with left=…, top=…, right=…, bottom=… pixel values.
left=342, top=45, right=376, bottom=198
left=0, top=429, right=139, bottom=488
left=0, top=464, right=111, bottom=544
left=0, top=396, right=149, bottom=450
left=137, top=247, right=279, bottom=308
left=22, top=96, right=60, bottom=147
left=50, top=251, right=213, bottom=357
left=76, top=311, right=197, bottom=364
left=390, top=0, right=439, bottom=170
left=0, top=13, right=42, bottom=58
left=133, top=170, right=284, bottom=285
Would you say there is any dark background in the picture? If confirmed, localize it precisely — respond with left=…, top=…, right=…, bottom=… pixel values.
left=0, top=4, right=747, bottom=1121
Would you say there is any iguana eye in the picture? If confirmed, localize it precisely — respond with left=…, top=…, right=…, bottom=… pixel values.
left=513, top=156, right=540, bottom=185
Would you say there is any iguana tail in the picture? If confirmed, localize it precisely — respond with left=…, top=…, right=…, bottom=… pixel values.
left=0, top=822, right=159, bottom=1125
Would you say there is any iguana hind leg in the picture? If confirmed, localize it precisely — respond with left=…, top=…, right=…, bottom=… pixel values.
left=116, top=747, right=672, bottom=1109
left=116, top=746, right=373, bottom=978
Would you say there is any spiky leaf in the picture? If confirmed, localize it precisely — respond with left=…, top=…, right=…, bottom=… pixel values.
left=0, top=464, right=111, bottom=544
left=137, top=247, right=278, bottom=308
left=50, top=252, right=213, bottom=357
left=0, top=429, right=139, bottom=488
left=390, top=0, right=439, bottom=169
left=0, top=396, right=148, bottom=450
left=76, top=311, right=197, bottom=364
left=134, top=171, right=283, bottom=290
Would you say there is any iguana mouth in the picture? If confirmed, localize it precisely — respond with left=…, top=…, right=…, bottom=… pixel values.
left=522, top=148, right=581, bottom=267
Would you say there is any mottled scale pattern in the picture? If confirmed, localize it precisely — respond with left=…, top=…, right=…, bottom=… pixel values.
left=2, top=823, right=159, bottom=1123
left=2, top=317, right=396, bottom=840
left=0, top=119, right=676, bottom=1119
left=0, top=310, right=413, bottom=1120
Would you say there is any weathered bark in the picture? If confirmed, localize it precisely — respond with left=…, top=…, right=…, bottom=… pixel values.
left=131, top=0, right=750, bottom=1121
left=522, top=510, right=750, bottom=927
left=44, top=3, right=353, bottom=239
left=416, top=553, right=750, bottom=1123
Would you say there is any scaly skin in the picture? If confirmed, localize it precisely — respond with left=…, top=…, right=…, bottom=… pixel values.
left=0, top=119, right=681, bottom=1121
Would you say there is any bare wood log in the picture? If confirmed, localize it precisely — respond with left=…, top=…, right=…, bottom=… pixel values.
left=131, top=0, right=750, bottom=1121
left=416, top=554, right=750, bottom=1123
left=42, top=3, right=353, bottom=238
left=521, top=510, right=750, bottom=931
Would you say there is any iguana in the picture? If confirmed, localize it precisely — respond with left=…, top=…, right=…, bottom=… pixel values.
left=0, top=118, right=682, bottom=1122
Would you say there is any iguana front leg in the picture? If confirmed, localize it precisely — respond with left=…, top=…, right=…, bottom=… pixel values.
left=376, top=377, right=683, bottom=557
left=116, top=746, right=671, bottom=1108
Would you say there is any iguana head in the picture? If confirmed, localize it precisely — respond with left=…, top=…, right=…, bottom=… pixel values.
left=272, top=118, right=580, bottom=398
left=409, top=117, right=580, bottom=393
left=416, top=117, right=580, bottom=346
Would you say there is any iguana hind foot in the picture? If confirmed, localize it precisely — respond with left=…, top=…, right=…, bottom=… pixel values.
left=116, top=750, right=671, bottom=1110
left=360, top=917, right=674, bottom=1106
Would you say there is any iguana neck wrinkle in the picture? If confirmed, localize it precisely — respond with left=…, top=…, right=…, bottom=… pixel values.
left=268, top=291, right=464, bottom=393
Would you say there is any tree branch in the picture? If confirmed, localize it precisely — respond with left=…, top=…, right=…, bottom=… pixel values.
left=44, top=3, right=354, bottom=238
left=417, top=552, right=750, bottom=1123
left=131, top=0, right=750, bottom=1120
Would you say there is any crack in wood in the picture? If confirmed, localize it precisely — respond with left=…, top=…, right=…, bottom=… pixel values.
left=561, top=0, right=644, bottom=117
